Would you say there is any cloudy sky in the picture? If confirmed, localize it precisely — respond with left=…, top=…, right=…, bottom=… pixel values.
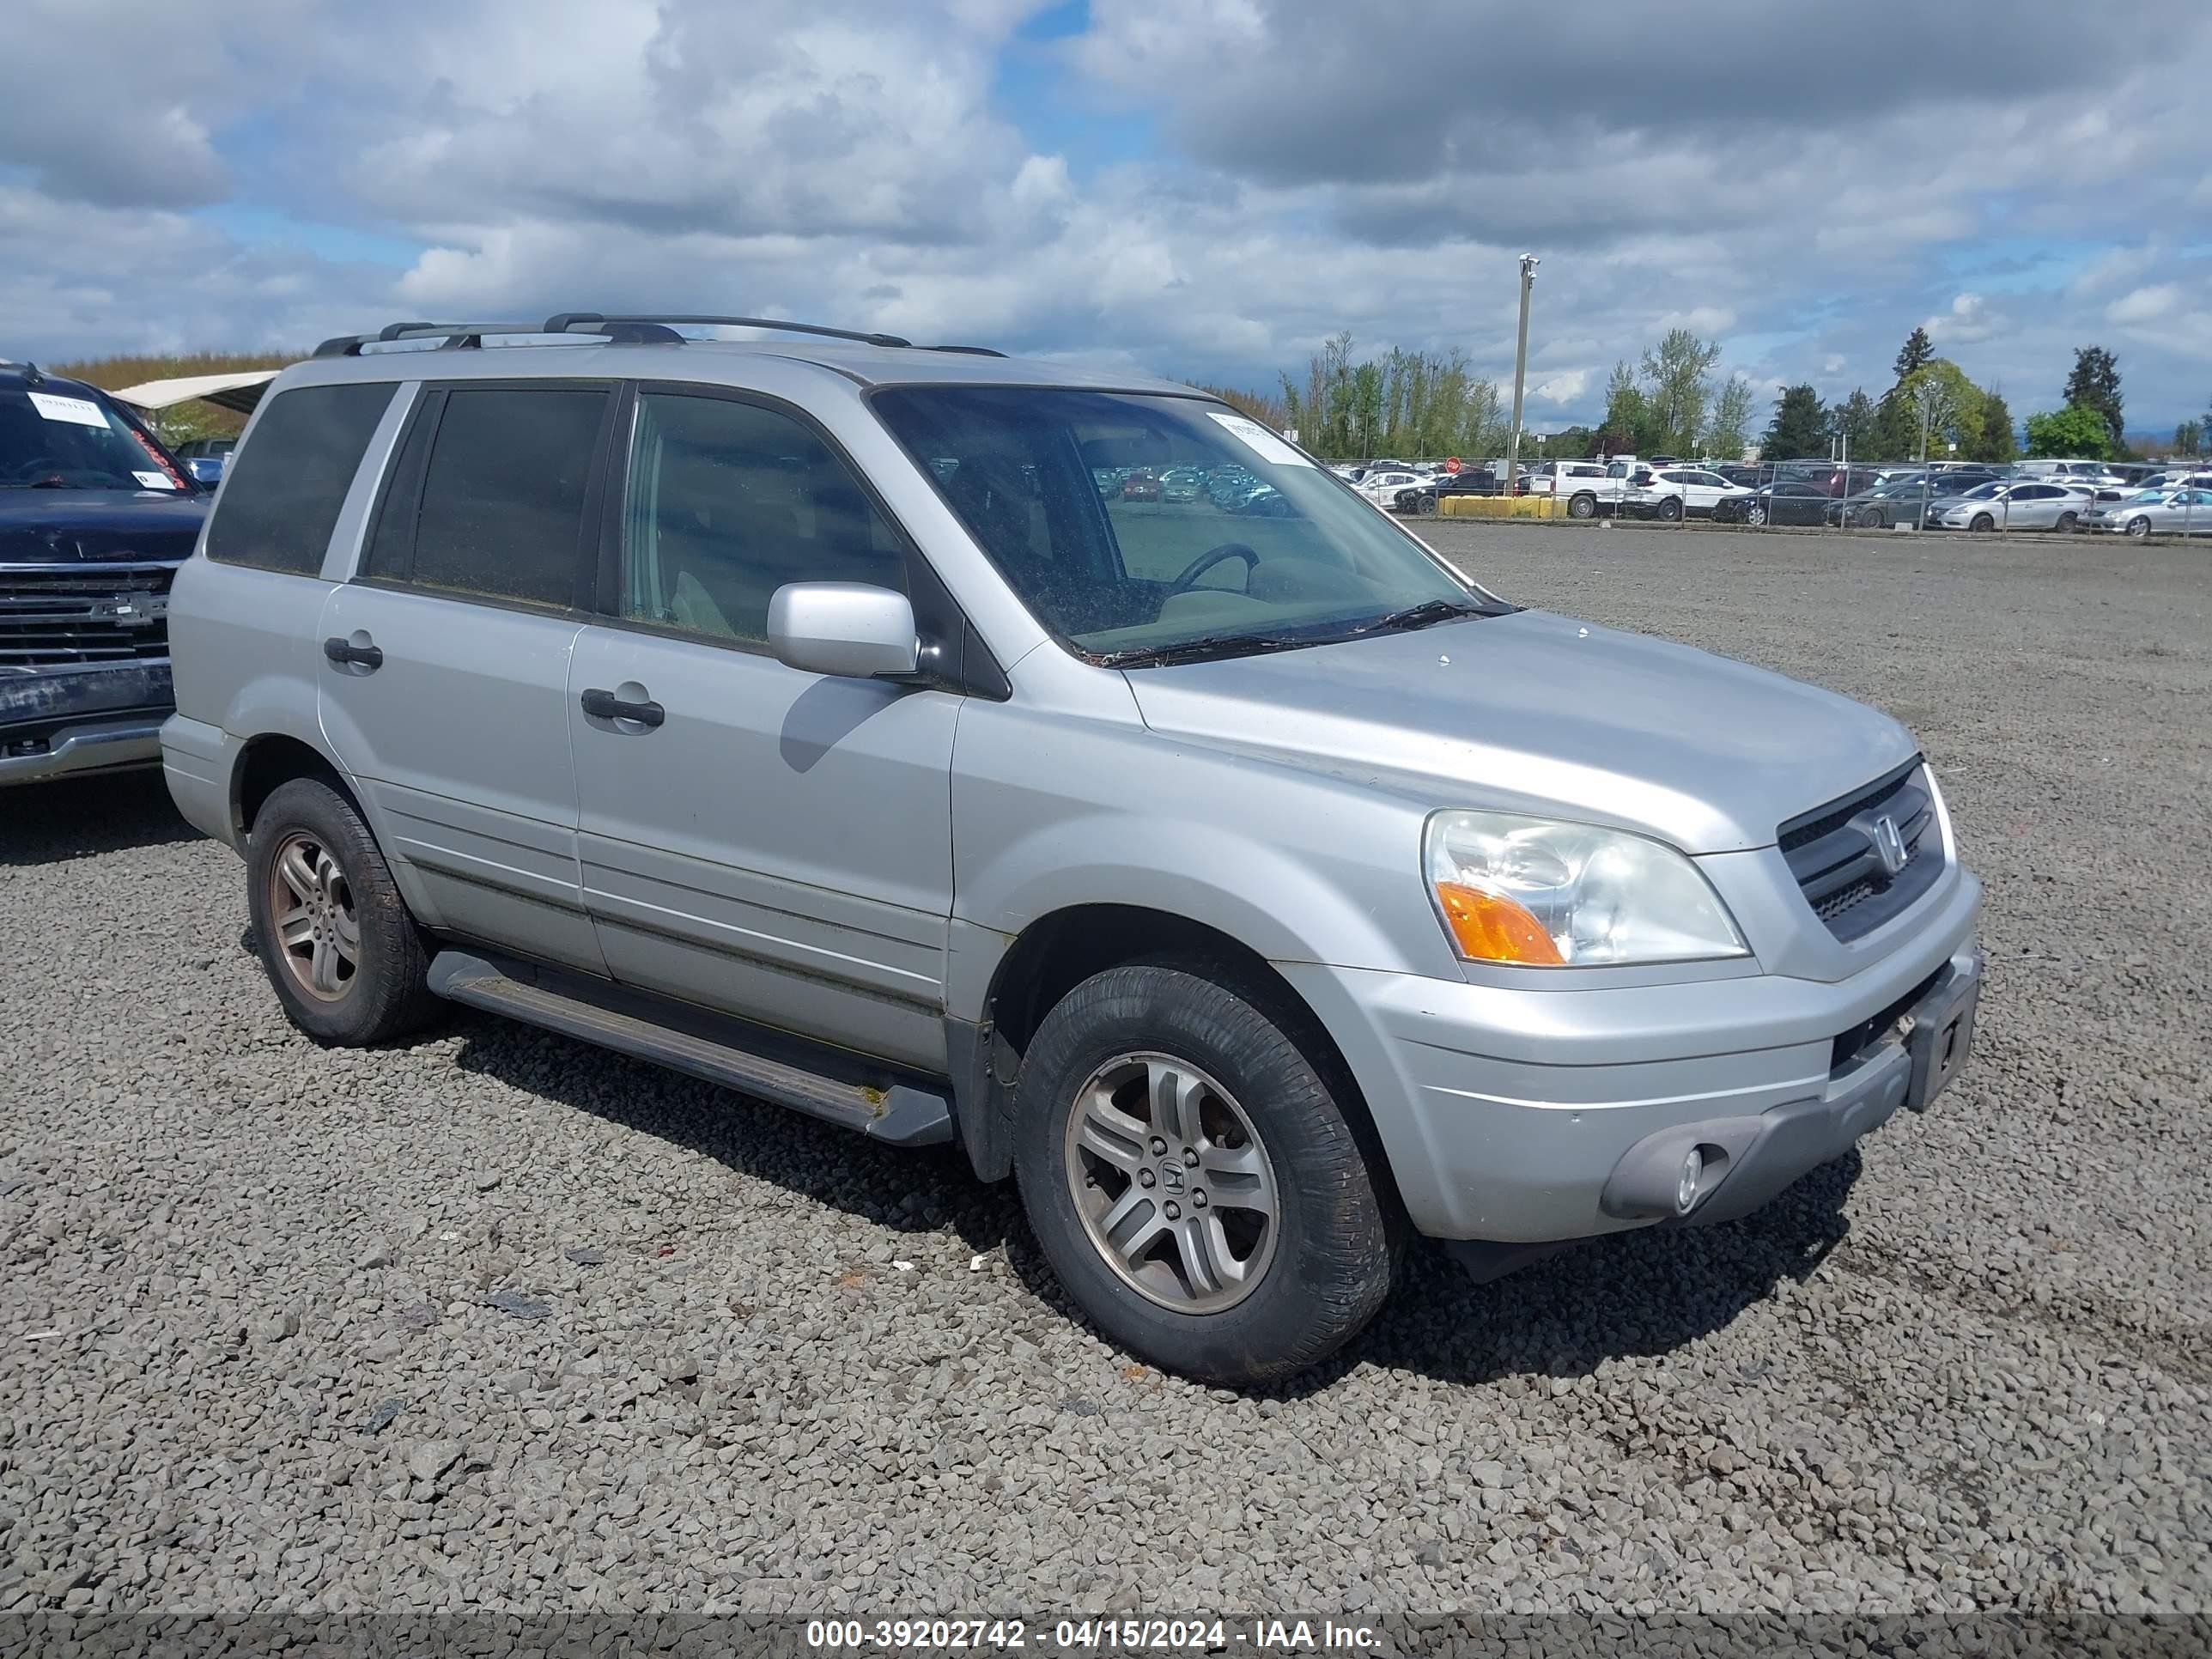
left=6, top=0, right=2211, bottom=434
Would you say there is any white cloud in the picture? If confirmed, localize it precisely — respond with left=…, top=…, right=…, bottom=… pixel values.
left=1923, top=292, right=2011, bottom=345
left=1533, top=369, right=1590, bottom=405
left=2107, top=284, right=2180, bottom=325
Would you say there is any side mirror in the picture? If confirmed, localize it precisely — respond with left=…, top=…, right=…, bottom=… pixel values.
left=767, top=583, right=920, bottom=681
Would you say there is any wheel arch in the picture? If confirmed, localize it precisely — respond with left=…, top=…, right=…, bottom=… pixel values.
left=952, top=902, right=1393, bottom=1205
left=231, top=732, right=361, bottom=843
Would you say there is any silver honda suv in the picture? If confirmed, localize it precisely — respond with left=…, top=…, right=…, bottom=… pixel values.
left=161, top=314, right=1982, bottom=1386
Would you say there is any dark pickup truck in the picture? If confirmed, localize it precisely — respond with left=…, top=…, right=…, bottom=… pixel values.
left=2, top=362, right=209, bottom=786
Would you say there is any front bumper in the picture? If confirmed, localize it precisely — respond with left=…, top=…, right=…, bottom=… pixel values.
left=0, top=660, right=172, bottom=786
left=1278, top=865, right=1981, bottom=1243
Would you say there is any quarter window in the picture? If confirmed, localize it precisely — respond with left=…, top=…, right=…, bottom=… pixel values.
left=207, top=383, right=393, bottom=575
left=620, top=392, right=907, bottom=645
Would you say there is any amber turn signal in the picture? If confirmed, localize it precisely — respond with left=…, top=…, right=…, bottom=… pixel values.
left=1434, top=881, right=1565, bottom=965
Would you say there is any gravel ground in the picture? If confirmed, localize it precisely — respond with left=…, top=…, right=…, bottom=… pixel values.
left=2, top=526, right=2207, bottom=1625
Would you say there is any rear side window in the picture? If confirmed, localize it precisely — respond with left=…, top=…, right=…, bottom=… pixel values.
left=206, top=384, right=393, bottom=575
left=382, top=387, right=609, bottom=609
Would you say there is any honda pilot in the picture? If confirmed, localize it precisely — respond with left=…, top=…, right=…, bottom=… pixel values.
left=161, top=314, right=1982, bottom=1385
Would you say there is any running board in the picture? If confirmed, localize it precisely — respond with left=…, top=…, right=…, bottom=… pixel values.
left=427, top=951, right=954, bottom=1146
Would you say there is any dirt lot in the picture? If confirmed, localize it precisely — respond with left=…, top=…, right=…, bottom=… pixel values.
left=2, top=525, right=2206, bottom=1625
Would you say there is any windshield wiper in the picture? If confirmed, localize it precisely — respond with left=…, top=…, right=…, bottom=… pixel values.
left=1346, top=598, right=1488, bottom=635
left=1098, top=633, right=1320, bottom=669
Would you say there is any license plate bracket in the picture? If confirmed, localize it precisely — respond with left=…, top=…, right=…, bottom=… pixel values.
left=1905, top=974, right=1978, bottom=1113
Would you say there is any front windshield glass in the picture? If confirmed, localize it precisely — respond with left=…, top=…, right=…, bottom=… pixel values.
left=1, top=385, right=192, bottom=492
left=1959, top=482, right=2003, bottom=500
left=872, top=386, right=1492, bottom=662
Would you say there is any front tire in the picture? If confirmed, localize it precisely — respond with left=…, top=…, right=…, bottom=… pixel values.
left=2056, top=511, right=2078, bottom=532
left=1971, top=514, right=1995, bottom=532
left=246, top=777, right=440, bottom=1046
left=2127, top=515, right=2152, bottom=539
left=1012, top=962, right=1400, bottom=1386
left=1746, top=502, right=1768, bottom=526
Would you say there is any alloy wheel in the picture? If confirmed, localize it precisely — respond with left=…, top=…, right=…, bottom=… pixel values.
left=267, top=830, right=359, bottom=1001
left=1062, top=1052, right=1280, bottom=1314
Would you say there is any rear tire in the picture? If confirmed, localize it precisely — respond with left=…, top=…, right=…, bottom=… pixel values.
left=1568, top=492, right=1597, bottom=520
left=1012, top=961, right=1400, bottom=1387
left=1658, top=496, right=1683, bottom=522
left=246, top=777, right=440, bottom=1046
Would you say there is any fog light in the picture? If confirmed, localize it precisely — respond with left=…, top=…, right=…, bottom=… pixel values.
left=1675, top=1148, right=1705, bottom=1215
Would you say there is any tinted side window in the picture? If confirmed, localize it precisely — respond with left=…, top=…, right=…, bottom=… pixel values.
left=409, top=388, right=608, bottom=608
left=206, top=383, right=393, bottom=575
left=620, top=392, right=907, bottom=645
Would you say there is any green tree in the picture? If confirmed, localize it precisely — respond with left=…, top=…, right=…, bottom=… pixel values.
left=2023, top=404, right=2115, bottom=460
left=1703, top=374, right=1755, bottom=459
left=1638, top=328, right=1722, bottom=454
left=1833, top=387, right=1877, bottom=454
left=2172, top=417, right=2203, bottom=459
left=1974, top=388, right=2018, bottom=463
left=1893, top=326, right=1936, bottom=382
left=1869, top=390, right=1918, bottom=459
left=1762, top=384, right=1829, bottom=459
left=1349, top=361, right=1384, bottom=457
left=2062, top=345, right=2124, bottom=452
left=1898, top=360, right=1985, bottom=457
left=1601, top=361, right=1650, bottom=452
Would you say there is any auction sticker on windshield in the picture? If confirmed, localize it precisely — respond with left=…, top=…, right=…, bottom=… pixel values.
left=27, top=392, right=110, bottom=428
left=1207, top=410, right=1310, bottom=467
left=132, top=471, right=178, bottom=490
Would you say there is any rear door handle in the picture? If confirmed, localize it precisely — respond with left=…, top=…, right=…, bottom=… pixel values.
left=323, top=635, right=383, bottom=670
left=580, top=686, right=665, bottom=728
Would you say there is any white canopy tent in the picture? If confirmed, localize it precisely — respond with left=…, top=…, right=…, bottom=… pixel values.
left=107, top=369, right=281, bottom=419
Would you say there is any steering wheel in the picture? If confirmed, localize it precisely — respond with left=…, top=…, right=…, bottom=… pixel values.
left=1167, top=542, right=1260, bottom=594
left=3, top=457, right=64, bottom=484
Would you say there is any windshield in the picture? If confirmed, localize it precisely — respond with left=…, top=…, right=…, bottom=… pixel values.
left=1, top=384, right=194, bottom=492
left=872, top=387, right=1494, bottom=662
left=1959, top=482, right=2004, bottom=500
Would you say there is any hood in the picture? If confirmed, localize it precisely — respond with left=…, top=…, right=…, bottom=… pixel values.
left=0, top=490, right=209, bottom=564
left=1121, top=610, right=1917, bottom=854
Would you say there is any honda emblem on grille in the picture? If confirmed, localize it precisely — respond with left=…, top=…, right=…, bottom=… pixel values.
left=1869, top=813, right=1908, bottom=877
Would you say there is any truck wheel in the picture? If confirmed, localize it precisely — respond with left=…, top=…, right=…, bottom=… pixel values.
left=246, top=777, right=441, bottom=1046
left=1568, top=492, right=1597, bottom=520
left=1012, top=961, right=1400, bottom=1387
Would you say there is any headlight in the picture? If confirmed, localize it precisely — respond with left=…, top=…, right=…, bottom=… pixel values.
left=1424, top=810, right=1749, bottom=967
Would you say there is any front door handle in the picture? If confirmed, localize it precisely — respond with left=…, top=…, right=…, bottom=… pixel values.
left=323, top=635, right=383, bottom=671
left=580, top=686, right=665, bottom=728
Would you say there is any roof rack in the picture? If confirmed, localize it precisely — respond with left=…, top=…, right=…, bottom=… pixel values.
left=313, top=319, right=687, bottom=357
left=544, top=313, right=913, bottom=348
left=312, top=313, right=1002, bottom=360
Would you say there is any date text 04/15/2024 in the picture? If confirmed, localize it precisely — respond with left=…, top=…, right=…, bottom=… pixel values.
left=804, top=1620, right=1382, bottom=1651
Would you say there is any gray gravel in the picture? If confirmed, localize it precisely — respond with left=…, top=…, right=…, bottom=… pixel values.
left=3, top=526, right=2207, bottom=1621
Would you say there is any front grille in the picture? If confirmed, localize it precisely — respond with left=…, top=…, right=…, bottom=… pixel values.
left=1779, top=758, right=1946, bottom=942
left=0, top=563, right=175, bottom=666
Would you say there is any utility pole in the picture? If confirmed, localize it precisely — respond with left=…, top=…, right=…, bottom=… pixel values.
left=1503, top=253, right=1538, bottom=500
